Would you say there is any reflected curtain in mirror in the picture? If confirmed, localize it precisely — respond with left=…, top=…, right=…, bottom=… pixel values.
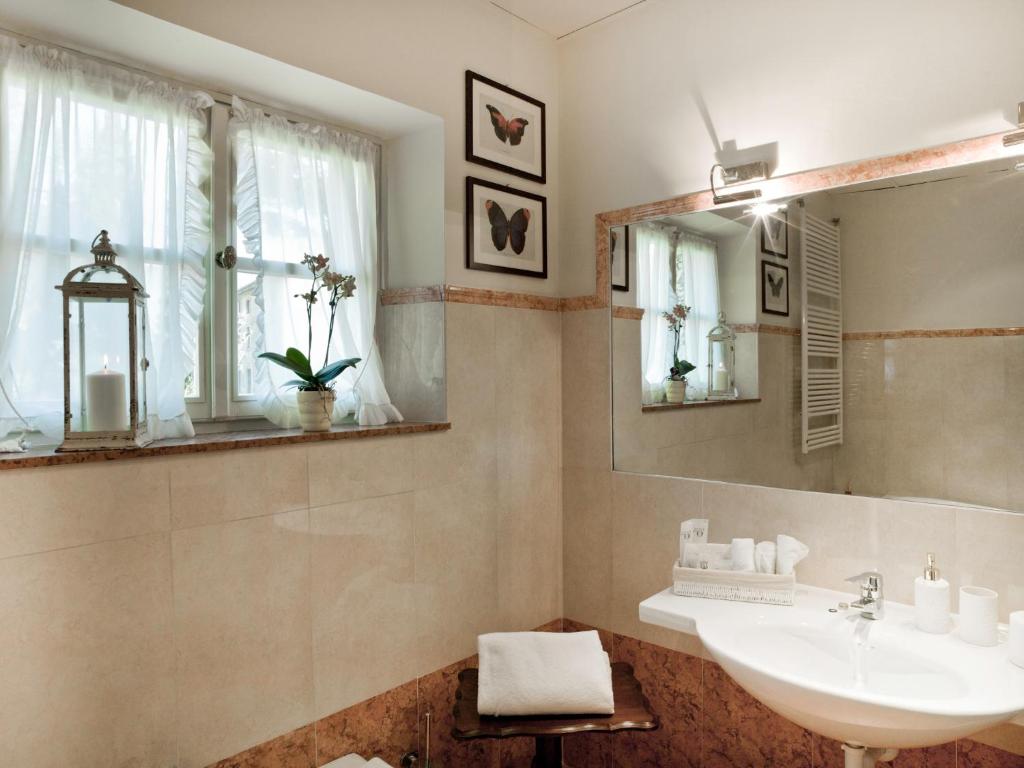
left=674, top=230, right=720, bottom=396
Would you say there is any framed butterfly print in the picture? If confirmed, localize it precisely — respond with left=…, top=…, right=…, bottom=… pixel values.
left=466, top=177, right=548, bottom=278
left=761, top=261, right=790, bottom=316
left=760, top=208, right=788, bottom=258
left=610, top=225, right=629, bottom=291
left=466, top=70, right=546, bottom=183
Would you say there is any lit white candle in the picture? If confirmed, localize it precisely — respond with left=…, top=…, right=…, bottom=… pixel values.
left=713, top=362, right=729, bottom=392
left=86, top=357, right=127, bottom=431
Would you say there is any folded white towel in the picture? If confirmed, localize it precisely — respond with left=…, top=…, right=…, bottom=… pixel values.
left=477, top=630, right=614, bottom=716
left=322, top=756, right=366, bottom=768
left=731, top=538, right=755, bottom=572
left=776, top=534, right=809, bottom=576
left=681, top=542, right=732, bottom=570
left=754, top=541, right=777, bottom=574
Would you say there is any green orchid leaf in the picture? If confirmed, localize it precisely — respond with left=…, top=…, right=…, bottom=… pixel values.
left=315, top=357, right=361, bottom=384
left=258, top=352, right=316, bottom=381
left=285, top=347, right=313, bottom=376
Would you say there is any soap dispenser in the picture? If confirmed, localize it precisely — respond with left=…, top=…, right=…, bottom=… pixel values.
left=914, top=553, right=951, bottom=634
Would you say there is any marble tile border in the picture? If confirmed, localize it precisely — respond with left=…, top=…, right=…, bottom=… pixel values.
left=0, top=421, right=451, bottom=471
left=641, top=397, right=762, bottom=414
left=612, top=306, right=644, bottom=320
left=380, top=286, right=445, bottom=305
left=844, top=326, right=1024, bottom=340
left=206, top=617, right=1024, bottom=768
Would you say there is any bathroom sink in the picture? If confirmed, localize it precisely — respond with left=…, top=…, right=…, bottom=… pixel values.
left=639, top=586, right=1024, bottom=749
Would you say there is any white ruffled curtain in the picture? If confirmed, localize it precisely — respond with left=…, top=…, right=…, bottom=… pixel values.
left=0, top=35, right=212, bottom=441
left=636, top=223, right=676, bottom=404
left=675, top=230, right=720, bottom=396
left=230, top=97, right=401, bottom=427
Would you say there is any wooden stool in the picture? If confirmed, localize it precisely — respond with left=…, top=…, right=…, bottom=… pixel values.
left=452, top=661, right=658, bottom=768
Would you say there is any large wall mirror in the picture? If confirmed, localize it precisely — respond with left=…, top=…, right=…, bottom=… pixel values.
left=610, top=141, right=1024, bottom=513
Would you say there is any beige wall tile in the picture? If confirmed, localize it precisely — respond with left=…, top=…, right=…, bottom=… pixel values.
left=563, top=310, right=612, bottom=470
left=308, top=436, right=416, bottom=508
left=0, top=533, right=175, bottom=767
left=610, top=471, right=704, bottom=653
left=413, top=476, right=499, bottom=673
left=563, top=466, right=612, bottom=629
left=0, top=461, right=169, bottom=559
left=169, top=445, right=308, bottom=529
left=310, top=493, right=419, bottom=718
left=444, top=301, right=496, bottom=427
left=875, top=499, right=958, bottom=605
left=494, top=307, right=563, bottom=631
left=954, top=508, right=1024, bottom=621
left=172, top=510, right=313, bottom=767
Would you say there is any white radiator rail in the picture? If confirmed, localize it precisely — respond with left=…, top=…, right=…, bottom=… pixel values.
left=800, top=209, right=842, bottom=453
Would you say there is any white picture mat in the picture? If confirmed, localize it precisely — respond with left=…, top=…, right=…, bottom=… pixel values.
left=471, top=82, right=542, bottom=176
left=471, top=184, right=544, bottom=273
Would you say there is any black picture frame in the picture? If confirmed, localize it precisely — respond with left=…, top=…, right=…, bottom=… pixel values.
left=760, top=208, right=789, bottom=258
left=465, top=70, right=546, bottom=184
left=465, top=176, right=548, bottom=279
left=761, top=261, right=790, bottom=317
left=611, top=225, right=630, bottom=292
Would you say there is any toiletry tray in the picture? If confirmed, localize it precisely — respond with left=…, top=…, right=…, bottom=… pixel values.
left=672, top=561, right=795, bottom=606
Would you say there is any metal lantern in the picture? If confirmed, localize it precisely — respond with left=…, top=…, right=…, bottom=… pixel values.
left=54, top=230, right=152, bottom=451
left=706, top=311, right=738, bottom=400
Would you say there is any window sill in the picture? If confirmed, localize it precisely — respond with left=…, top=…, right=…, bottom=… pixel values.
left=0, top=421, right=451, bottom=471
left=641, top=397, right=761, bottom=413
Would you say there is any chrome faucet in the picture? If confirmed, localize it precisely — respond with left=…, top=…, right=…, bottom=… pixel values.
left=845, top=571, right=884, bottom=620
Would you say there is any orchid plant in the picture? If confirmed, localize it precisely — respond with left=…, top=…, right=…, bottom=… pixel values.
left=662, top=303, right=696, bottom=381
left=258, top=253, right=360, bottom=391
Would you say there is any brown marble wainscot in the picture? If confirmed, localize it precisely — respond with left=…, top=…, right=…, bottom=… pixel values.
left=204, top=619, right=1024, bottom=768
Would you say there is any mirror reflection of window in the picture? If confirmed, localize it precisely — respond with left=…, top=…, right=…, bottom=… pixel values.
left=636, top=222, right=720, bottom=403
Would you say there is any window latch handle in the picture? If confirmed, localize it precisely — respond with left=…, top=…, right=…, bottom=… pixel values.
left=215, top=245, right=237, bottom=270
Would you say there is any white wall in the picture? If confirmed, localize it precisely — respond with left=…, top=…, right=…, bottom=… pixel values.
left=558, top=0, right=1024, bottom=296
left=113, top=0, right=562, bottom=296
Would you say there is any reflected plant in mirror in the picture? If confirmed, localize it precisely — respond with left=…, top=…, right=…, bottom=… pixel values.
left=663, top=304, right=696, bottom=403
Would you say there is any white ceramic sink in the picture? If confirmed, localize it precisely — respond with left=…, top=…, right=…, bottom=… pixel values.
left=639, top=586, right=1024, bottom=749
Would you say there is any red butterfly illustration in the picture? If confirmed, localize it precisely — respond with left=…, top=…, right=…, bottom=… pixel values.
left=486, top=105, right=529, bottom=146
left=485, top=200, right=531, bottom=255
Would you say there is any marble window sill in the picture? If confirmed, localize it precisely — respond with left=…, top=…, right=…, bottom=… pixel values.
left=0, top=421, right=451, bottom=471
left=641, top=397, right=762, bottom=413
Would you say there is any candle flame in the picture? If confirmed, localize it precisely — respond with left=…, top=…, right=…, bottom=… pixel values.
left=102, top=354, right=109, bottom=371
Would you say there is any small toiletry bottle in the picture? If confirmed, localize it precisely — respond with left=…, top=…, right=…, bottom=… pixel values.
left=914, top=553, right=950, bottom=634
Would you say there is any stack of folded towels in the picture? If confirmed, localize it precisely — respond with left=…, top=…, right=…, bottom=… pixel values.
left=679, top=517, right=809, bottom=575
left=477, top=630, right=615, bottom=716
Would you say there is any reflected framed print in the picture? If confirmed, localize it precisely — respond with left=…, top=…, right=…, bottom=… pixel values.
left=611, top=225, right=629, bottom=291
left=466, top=176, right=548, bottom=278
left=761, top=261, right=790, bottom=316
left=760, top=208, right=788, bottom=258
left=466, top=70, right=546, bottom=183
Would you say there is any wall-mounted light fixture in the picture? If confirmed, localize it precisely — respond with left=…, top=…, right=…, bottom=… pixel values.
left=710, top=161, right=768, bottom=205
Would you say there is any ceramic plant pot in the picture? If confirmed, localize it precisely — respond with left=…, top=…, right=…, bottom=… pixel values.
left=665, top=378, right=687, bottom=404
left=297, top=389, right=336, bottom=432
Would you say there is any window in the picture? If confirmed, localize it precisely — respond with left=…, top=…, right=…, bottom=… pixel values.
left=0, top=36, right=402, bottom=443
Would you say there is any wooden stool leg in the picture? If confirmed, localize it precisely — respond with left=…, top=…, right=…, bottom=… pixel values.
left=531, top=735, right=563, bottom=768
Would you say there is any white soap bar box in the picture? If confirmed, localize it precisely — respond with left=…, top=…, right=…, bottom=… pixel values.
left=672, top=561, right=796, bottom=606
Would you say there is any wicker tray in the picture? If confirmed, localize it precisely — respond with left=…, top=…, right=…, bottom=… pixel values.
left=672, top=561, right=795, bottom=606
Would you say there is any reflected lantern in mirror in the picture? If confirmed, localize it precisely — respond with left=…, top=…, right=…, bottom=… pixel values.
left=707, top=311, right=737, bottom=400
left=54, top=230, right=152, bottom=451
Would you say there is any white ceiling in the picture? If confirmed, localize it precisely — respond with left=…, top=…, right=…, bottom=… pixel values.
left=491, top=0, right=644, bottom=38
